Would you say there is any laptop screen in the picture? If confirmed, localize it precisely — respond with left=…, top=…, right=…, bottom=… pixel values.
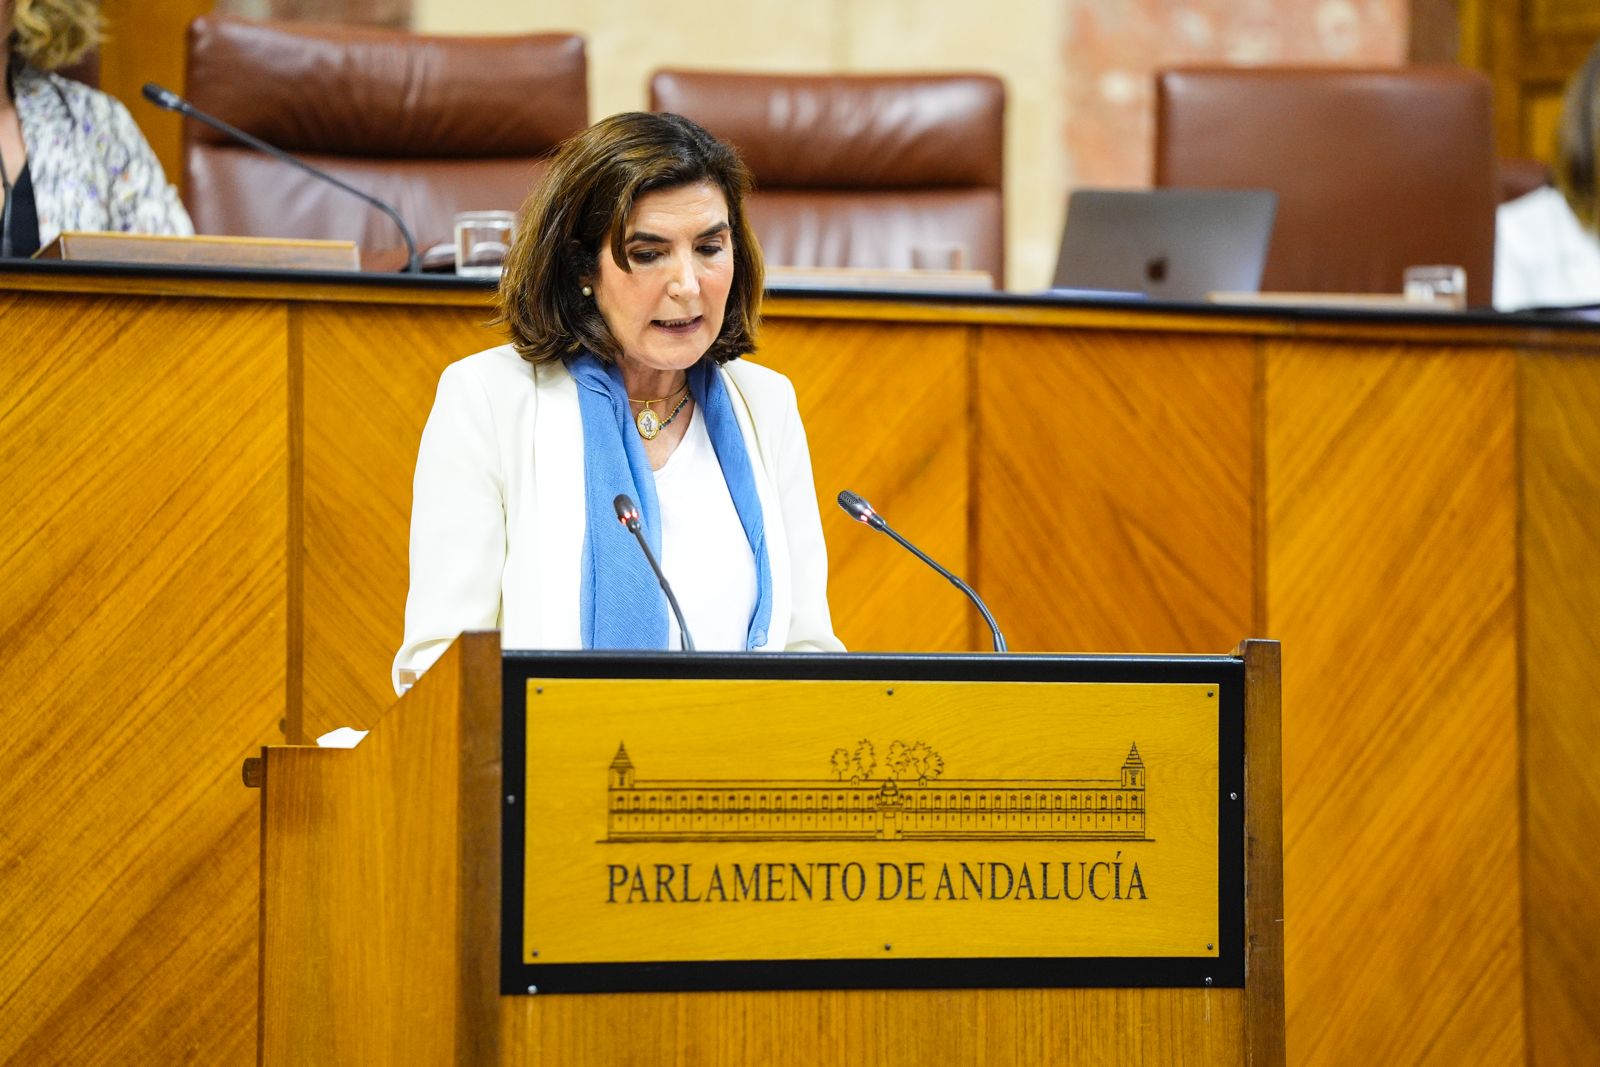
left=1052, top=188, right=1277, bottom=302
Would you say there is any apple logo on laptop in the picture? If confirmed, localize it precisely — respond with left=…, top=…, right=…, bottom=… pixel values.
left=1145, top=255, right=1169, bottom=285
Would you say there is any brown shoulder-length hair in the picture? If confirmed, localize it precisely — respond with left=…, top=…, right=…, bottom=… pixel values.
left=496, top=111, right=764, bottom=366
left=1559, top=38, right=1600, bottom=232
left=9, top=0, right=102, bottom=71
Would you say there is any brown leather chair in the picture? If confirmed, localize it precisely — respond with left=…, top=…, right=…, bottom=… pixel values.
left=1497, top=157, right=1553, bottom=205
left=55, top=51, right=100, bottom=89
left=650, top=70, right=1006, bottom=286
left=1155, top=66, right=1497, bottom=306
left=183, top=16, right=587, bottom=257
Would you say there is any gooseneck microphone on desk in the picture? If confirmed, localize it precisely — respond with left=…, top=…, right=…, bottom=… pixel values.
left=837, top=489, right=1008, bottom=652
left=613, top=494, right=695, bottom=652
left=141, top=82, right=421, bottom=274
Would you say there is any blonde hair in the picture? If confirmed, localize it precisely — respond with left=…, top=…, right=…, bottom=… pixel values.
left=10, top=0, right=103, bottom=72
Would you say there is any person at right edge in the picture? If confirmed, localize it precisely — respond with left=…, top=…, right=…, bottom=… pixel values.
left=1495, top=36, right=1600, bottom=311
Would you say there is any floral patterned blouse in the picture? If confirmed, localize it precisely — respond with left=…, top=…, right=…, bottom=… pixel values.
left=11, top=62, right=193, bottom=249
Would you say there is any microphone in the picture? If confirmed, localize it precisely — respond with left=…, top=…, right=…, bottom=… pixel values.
left=837, top=489, right=1008, bottom=653
left=141, top=82, right=420, bottom=273
left=613, top=494, right=695, bottom=652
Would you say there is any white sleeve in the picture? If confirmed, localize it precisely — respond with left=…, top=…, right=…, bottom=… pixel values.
left=1493, top=200, right=1533, bottom=311
left=773, top=380, right=845, bottom=653
left=392, top=361, right=509, bottom=692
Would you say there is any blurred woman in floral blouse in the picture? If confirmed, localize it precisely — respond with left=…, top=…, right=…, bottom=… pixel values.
left=1, top=0, right=191, bottom=258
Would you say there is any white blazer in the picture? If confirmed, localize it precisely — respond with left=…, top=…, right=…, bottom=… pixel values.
left=393, top=345, right=843, bottom=691
left=1494, top=185, right=1600, bottom=311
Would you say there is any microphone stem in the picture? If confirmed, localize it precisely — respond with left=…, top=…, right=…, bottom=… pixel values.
left=629, top=526, right=695, bottom=652
left=880, top=523, right=1008, bottom=653
left=176, top=104, right=420, bottom=273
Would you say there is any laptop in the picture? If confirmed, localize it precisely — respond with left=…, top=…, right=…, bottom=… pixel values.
left=1051, top=188, right=1277, bottom=302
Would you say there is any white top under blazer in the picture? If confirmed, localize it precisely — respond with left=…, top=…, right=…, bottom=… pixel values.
left=653, top=405, right=760, bottom=651
left=393, top=345, right=843, bottom=692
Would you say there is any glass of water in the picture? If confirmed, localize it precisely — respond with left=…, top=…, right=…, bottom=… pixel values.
left=454, top=210, right=516, bottom=278
left=1403, top=265, right=1467, bottom=309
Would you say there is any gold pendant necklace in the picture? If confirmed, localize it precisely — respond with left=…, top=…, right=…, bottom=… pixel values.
left=637, top=390, right=691, bottom=440
left=630, top=382, right=689, bottom=441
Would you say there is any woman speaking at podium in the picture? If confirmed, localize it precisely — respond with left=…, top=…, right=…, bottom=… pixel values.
left=1, top=0, right=192, bottom=258
left=393, top=112, right=842, bottom=691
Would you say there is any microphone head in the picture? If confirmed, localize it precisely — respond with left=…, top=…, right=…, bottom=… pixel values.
left=613, top=494, right=641, bottom=532
left=836, top=489, right=884, bottom=529
left=141, top=83, right=185, bottom=113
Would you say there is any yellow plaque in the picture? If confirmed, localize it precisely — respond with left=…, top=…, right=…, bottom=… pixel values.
left=516, top=677, right=1222, bottom=975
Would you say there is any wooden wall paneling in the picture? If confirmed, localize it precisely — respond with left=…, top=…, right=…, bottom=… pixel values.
left=98, top=0, right=213, bottom=189
left=973, top=326, right=1255, bottom=654
left=1520, top=350, right=1600, bottom=1065
left=1528, top=0, right=1600, bottom=36
left=502, top=987, right=1245, bottom=1064
left=0, top=292, right=288, bottom=1064
left=756, top=318, right=974, bottom=653
left=298, top=302, right=504, bottom=739
left=1265, top=341, right=1523, bottom=1065
left=1461, top=0, right=1600, bottom=162
left=216, top=0, right=412, bottom=27
left=1409, top=0, right=1462, bottom=65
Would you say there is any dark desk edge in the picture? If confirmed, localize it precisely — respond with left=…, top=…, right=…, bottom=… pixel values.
left=3, top=256, right=1597, bottom=331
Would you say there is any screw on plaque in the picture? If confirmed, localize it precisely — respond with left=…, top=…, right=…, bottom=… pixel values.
left=527, top=985, right=539, bottom=994
left=1204, top=977, right=1213, bottom=987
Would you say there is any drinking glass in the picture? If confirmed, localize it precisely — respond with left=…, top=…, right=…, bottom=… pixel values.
left=1403, top=265, right=1467, bottom=309
left=910, top=242, right=967, bottom=272
left=454, top=210, right=516, bottom=278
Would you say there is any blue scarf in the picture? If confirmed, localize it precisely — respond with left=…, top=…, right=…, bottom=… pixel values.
left=569, top=352, right=773, bottom=650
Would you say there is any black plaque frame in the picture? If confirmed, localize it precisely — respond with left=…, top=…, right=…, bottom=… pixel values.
left=501, top=650, right=1246, bottom=995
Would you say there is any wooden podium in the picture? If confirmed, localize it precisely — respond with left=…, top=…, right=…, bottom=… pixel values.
left=252, top=635, right=1282, bottom=1065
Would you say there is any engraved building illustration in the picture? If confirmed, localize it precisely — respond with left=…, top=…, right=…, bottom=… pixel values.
left=605, top=743, right=1148, bottom=842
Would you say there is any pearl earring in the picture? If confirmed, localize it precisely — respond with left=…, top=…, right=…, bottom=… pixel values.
left=581, top=285, right=593, bottom=297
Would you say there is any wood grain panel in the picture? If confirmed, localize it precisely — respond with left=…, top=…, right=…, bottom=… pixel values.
left=1265, top=342, right=1522, bottom=1065
left=261, top=632, right=502, bottom=1065
left=8, top=272, right=1592, bottom=1067
left=1239, top=640, right=1287, bottom=1066
left=0, top=267, right=494, bottom=306
left=0, top=293, right=287, bottom=1064
left=1461, top=0, right=1597, bottom=161
left=1520, top=351, right=1600, bottom=1065
left=299, top=302, right=503, bottom=739
left=99, top=0, right=213, bottom=188
left=1527, top=0, right=1600, bottom=35
left=975, top=327, right=1255, bottom=654
left=502, top=987, right=1246, bottom=1065
left=757, top=319, right=973, bottom=652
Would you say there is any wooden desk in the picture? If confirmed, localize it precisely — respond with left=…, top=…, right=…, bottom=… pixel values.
left=3, top=263, right=1595, bottom=1064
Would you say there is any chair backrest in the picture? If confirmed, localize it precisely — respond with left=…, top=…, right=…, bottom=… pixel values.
left=55, top=50, right=99, bottom=89
left=1155, top=66, right=1497, bottom=306
left=1498, top=156, right=1554, bottom=205
left=650, top=70, right=1006, bottom=286
left=183, top=16, right=587, bottom=253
